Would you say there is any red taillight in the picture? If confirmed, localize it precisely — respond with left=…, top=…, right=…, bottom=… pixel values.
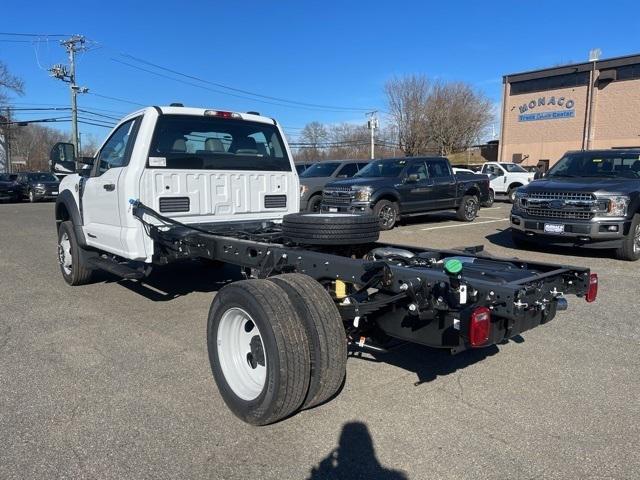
left=469, top=306, right=491, bottom=347
left=585, top=273, right=598, bottom=303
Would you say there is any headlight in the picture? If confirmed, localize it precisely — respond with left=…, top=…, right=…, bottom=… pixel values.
left=300, top=185, right=308, bottom=198
left=513, top=190, right=527, bottom=210
left=352, top=186, right=372, bottom=202
left=597, top=195, right=629, bottom=217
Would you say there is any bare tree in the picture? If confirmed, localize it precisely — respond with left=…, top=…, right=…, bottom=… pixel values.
left=10, top=124, right=67, bottom=171
left=385, top=75, right=493, bottom=156
left=425, top=82, right=493, bottom=155
left=0, top=61, right=24, bottom=105
left=384, top=75, right=432, bottom=156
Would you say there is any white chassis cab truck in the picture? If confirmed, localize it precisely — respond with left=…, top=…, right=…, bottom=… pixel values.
left=480, top=162, right=534, bottom=203
left=53, top=106, right=595, bottom=425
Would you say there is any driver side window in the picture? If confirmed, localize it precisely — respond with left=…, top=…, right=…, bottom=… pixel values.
left=406, top=162, right=428, bottom=181
left=95, top=118, right=139, bottom=176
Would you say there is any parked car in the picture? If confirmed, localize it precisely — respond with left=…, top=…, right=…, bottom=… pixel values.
left=453, top=167, right=494, bottom=207
left=299, top=160, right=369, bottom=212
left=511, top=149, right=640, bottom=260
left=321, top=157, right=491, bottom=230
left=480, top=162, right=534, bottom=203
left=15, top=172, right=60, bottom=202
left=0, top=173, right=20, bottom=202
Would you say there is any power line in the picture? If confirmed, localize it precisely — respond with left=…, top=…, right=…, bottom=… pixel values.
left=0, top=32, right=71, bottom=37
left=87, top=92, right=146, bottom=107
left=119, top=53, right=371, bottom=112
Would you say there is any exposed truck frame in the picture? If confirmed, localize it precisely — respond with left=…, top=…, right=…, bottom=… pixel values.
left=52, top=106, right=596, bottom=425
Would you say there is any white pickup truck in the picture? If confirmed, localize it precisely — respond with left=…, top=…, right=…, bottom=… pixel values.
left=480, top=162, right=534, bottom=203
left=51, top=106, right=595, bottom=425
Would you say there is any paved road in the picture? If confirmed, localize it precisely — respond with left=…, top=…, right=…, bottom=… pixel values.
left=1, top=202, right=638, bottom=479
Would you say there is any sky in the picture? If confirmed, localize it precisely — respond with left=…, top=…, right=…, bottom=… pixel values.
left=2, top=0, right=639, bottom=145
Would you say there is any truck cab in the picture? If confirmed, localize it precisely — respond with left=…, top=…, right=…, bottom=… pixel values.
left=55, top=106, right=299, bottom=262
left=481, top=162, right=534, bottom=202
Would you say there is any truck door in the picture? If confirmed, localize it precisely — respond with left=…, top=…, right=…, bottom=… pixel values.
left=82, top=118, right=140, bottom=254
left=426, top=158, right=457, bottom=209
left=398, top=160, right=431, bottom=212
left=482, top=163, right=505, bottom=193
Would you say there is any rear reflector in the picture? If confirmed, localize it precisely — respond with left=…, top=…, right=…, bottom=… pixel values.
left=585, top=273, right=598, bottom=303
left=469, top=306, right=491, bottom=347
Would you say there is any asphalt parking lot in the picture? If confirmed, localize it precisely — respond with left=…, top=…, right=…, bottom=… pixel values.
left=1, top=202, right=639, bottom=479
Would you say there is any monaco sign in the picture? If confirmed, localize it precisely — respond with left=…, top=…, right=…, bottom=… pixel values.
left=518, top=96, right=576, bottom=122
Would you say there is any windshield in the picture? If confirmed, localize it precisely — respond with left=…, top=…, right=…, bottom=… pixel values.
left=149, top=115, right=291, bottom=171
left=28, top=173, right=58, bottom=182
left=548, top=152, right=640, bottom=179
left=500, top=163, right=527, bottom=172
left=355, top=159, right=407, bottom=178
left=300, top=162, right=341, bottom=178
left=0, top=174, right=12, bottom=182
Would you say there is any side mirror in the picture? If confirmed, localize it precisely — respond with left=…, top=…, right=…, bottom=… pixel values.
left=406, top=173, right=419, bottom=183
left=50, top=142, right=77, bottom=174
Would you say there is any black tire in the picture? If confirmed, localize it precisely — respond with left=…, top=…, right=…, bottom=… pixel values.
left=373, top=199, right=399, bottom=230
left=283, top=212, right=379, bottom=245
left=481, top=189, right=495, bottom=208
left=269, top=274, right=347, bottom=409
left=306, top=195, right=322, bottom=213
left=57, top=221, right=94, bottom=286
left=28, top=189, right=37, bottom=203
left=456, top=195, right=479, bottom=222
left=207, top=280, right=311, bottom=425
left=615, top=214, right=640, bottom=261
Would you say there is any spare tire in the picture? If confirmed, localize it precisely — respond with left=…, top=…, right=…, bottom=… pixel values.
left=282, top=213, right=380, bottom=245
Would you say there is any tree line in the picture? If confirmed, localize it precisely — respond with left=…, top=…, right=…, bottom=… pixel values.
left=295, top=74, right=493, bottom=162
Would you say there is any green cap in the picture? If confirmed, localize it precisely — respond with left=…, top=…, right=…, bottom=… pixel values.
left=444, top=258, right=463, bottom=275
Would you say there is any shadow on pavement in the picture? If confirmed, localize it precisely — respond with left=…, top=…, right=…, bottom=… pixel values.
left=307, top=421, right=408, bottom=480
left=115, top=260, right=243, bottom=301
left=351, top=342, right=502, bottom=386
left=485, top=228, right=615, bottom=261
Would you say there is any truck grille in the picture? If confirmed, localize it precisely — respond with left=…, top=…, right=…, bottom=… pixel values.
left=322, top=187, right=354, bottom=206
left=523, top=191, right=596, bottom=220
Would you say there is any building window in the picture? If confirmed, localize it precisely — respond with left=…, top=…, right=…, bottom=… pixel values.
left=510, top=72, right=590, bottom=95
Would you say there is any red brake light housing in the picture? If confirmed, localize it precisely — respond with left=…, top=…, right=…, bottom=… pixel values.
left=585, top=273, right=598, bottom=303
left=204, top=110, right=241, bottom=119
left=469, top=306, right=491, bottom=347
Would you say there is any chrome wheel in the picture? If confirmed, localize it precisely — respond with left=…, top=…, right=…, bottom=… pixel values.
left=29, top=190, right=35, bottom=203
left=634, top=224, right=640, bottom=254
left=464, top=198, right=478, bottom=220
left=58, top=231, right=72, bottom=275
left=217, top=307, right=266, bottom=401
left=378, top=205, right=396, bottom=229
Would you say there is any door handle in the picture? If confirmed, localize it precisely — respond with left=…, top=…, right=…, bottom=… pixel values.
left=103, top=183, right=116, bottom=191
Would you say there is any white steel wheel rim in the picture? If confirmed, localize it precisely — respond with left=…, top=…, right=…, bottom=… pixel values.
left=58, top=232, right=72, bottom=275
left=217, top=307, right=267, bottom=401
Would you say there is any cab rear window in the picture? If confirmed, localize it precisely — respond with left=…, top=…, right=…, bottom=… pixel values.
left=148, top=115, right=291, bottom=171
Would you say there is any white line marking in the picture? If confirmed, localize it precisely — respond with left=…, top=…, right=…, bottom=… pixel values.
left=420, top=218, right=509, bottom=231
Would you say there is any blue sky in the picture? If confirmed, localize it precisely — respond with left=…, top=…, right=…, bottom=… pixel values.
left=2, top=0, right=639, bottom=143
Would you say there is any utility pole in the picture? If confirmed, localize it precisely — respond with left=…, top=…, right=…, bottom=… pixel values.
left=366, top=111, right=379, bottom=160
left=1, top=108, right=13, bottom=174
left=49, top=35, right=89, bottom=156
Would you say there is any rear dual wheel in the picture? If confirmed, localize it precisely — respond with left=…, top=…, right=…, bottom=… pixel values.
left=207, top=275, right=346, bottom=425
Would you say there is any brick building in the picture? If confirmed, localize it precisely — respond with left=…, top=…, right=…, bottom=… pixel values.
left=499, top=53, right=640, bottom=171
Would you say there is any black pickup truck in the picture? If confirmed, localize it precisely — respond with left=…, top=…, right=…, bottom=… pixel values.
left=321, top=157, right=491, bottom=230
left=511, top=149, right=640, bottom=261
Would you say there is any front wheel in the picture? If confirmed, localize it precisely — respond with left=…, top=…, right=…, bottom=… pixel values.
left=615, top=214, right=640, bottom=261
left=456, top=195, right=479, bottom=222
left=508, top=187, right=520, bottom=203
left=28, top=190, right=37, bottom=203
left=57, top=221, right=94, bottom=285
left=207, top=280, right=311, bottom=425
left=306, top=195, right=322, bottom=213
left=373, top=200, right=399, bottom=230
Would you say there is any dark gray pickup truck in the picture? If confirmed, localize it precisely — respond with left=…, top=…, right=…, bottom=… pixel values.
left=321, top=157, right=491, bottom=230
left=511, top=149, right=640, bottom=260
